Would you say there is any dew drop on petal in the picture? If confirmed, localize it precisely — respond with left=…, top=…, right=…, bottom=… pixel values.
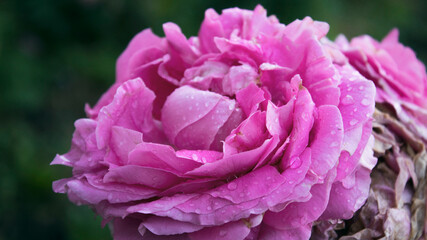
left=341, top=95, right=354, bottom=105
left=227, top=182, right=237, bottom=190
left=289, top=156, right=302, bottom=169
left=349, top=119, right=358, bottom=126
left=361, top=98, right=370, bottom=106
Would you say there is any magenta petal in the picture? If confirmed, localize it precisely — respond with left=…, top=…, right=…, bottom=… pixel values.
left=159, top=178, right=222, bottom=196
left=112, top=218, right=144, bottom=240
left=224, top=111, right=268, bottom=154
left=321, top=135, right=376, bottom=220
left=128, top=142, right=202, bottom=174
left=258, top=223, right=312, bottom=240
left=104, top=165, right=183, bottom=189
left=309, top=105, right=344, bottom=176
left=51, top=119, right=105, bottom=170
left=337, top=65, right=375, bottom=131
left=162, top=86, right=236, bottom=150
left=187, top=136, right=279, bottom=178
left=221, top=63, right=258, bottom=96
left=282, top=17, right=329, bottom=41
left=182, top=61, right=229, bottom=90
left=199, top=8, right=224, bottom=53
left=263, top=169, right=336, bottom=230
left=176, top=150, right=223, bottom=164
left=96, top=78, right=163, bottom=149
left=280, top=89, right=314, bottom=170
left=116, top=29, right=165, bottom=83
left=266, top=99, right=294, bottom=140
left=188, top=218, right=253, bottom=240
left=109, top=126, right=143, bottom=165
left=163, top=22, right=199, bottom=65
left=142, top=216, right=203, bottom=235
left=61, top=178, right=151, bottom=205
left=236, top=83, right=267, bottom=117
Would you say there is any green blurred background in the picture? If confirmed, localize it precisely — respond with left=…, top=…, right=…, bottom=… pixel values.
left=0, top=0, right=425, bottom=239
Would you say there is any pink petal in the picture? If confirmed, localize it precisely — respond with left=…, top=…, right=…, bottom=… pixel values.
left=280, top=88, right=314, bottom=170
left=187, top=136, right=279, bottom=178
left=258, top=223, right=312, bottom=240
left=104, top=165, right=183, bottom=189
left=142, top=216, right=203, bottom=235
left=96, top=78, right=164, bottom=149
left=188, top=218, right=254, bottom=240
left=161, top=86, right=237, bottom=150
left=309, top=105, right=344, bottom=176
left=112, top=217, right=144, bottom=240
left=128, top=142, right=202, bottom=174
left=236, top=83, right=267, bottom=117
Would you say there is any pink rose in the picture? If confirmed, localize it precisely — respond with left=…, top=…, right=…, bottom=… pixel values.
left=337, top=30, right=427, bottom=142
left=52, top=5, right=377, bottom=239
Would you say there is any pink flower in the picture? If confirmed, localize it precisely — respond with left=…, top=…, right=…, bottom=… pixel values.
left=337, top=30, right=427, bottom=142
left=52, top=5, right=377, bottom=239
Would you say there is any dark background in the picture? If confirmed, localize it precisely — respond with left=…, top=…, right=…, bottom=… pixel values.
left=0, top=0, right=425, bottom=239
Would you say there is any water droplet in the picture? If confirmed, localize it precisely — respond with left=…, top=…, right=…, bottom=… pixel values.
left=207, top=206, right=212, bottom=211
left=227, top=182, right=237, bottom=190
left=152, top=176, right=158, bottom=182
left=361, top=98, right=370, bottom=106
left=330, top=130, right=336, bottom=135
left=341, top=95, right=354, bottom=105
left=349, top=119, right=358, bottom=126
left=266, top=176, right=272, bottom=180
left=301, top=112, right=309, bottom=121
left=195, top=208, right=201, bottom=214
left=228, top=104, right=234, bottom=110
left=289, top=156, right=302, bottom=169
left=358, top=86, right=364, bottom=91
left=190, top=95, right=194, bottom=99
left=219, top=230, right=227, bottom=237
left=191, top=154, right=198, bottom=161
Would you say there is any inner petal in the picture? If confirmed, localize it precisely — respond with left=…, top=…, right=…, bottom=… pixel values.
left=162, top=86, right=243, bottom=150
